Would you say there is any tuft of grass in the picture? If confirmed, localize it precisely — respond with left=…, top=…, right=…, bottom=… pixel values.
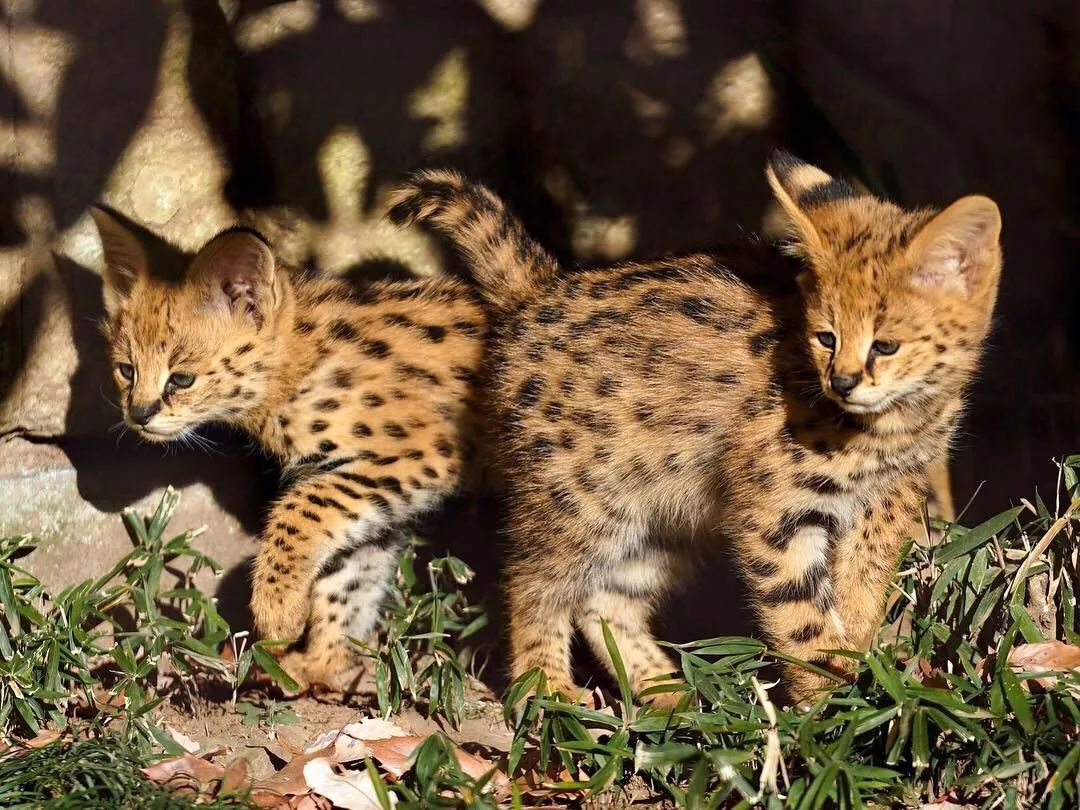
left=0, top=487, right=290, bottom=749
left=360, top=542, right=490, bottom=728
left=0, top=735, right=253, bottom=809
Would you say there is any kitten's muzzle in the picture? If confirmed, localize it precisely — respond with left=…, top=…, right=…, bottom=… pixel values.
left=129, top=399, right=162, bottom=426
left=829, top=372, right=862, bottom=397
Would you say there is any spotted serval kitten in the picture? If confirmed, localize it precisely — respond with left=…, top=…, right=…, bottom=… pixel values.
left=389, top=155, right=1002, bottom=704
left=91, top=209, right=485, bottom=688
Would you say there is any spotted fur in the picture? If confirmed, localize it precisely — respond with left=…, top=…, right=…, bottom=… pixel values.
left=92, top=210, right=486, bottom=690
left=394, top=157, right=1001, bottom=704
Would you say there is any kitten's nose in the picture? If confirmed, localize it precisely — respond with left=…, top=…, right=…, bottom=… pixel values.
left=830, top=373, right=862, bottom=397
left=130, top=399, right=162, bottom=426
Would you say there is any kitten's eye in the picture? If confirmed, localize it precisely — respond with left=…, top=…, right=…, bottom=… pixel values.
left=118, top=363, right=135, bottom=381
left=871, top=340, right=899, bottom=356
left=167, top=372, right=195, bottom=389
left=815, top=332, right=836, bottom=350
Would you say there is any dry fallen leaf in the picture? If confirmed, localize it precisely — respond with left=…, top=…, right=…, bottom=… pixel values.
left=304, top=718, right=408, bottom=763
left=1008, top=641, right=1080, bottom=688
left=252, top=744, right=334, bottom=797
left=221, top=758, right=251, bottom=794
left=24, top=729, right=62, bottom=749
left=165, top=725, right=201, bottom=754
left=303, top=757, right=396, bottom=809
left=141, top=752, right=226, bottom=787
left=365, top=736, right=509, bottom=796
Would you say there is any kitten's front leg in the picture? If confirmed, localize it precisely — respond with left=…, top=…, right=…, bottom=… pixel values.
left=251, top=471, right=394, bottom=646
left=736, top=515, right=851, bottom=704
left=832, top=478, right=925, bottom=652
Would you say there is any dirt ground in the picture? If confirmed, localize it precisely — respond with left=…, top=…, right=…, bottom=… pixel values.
left=158, top=678, right=514, bottom=783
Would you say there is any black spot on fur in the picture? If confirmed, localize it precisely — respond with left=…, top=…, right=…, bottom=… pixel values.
left=678, top=295, right=714, bottom=324
left=793, top=472, right=845, bottom=495
left=453, top=320, right=481, bottom=337
left=434, top=437, right=454, bottom=457
left=791, top=622, right=824, bottom=643
left=596, top=374, right=619, bottom=397
left=362, top=339, right=391, bottom=358
left=362, top=393, right=385, bottom=408
left=543, top=401, right=563, bottom=422
left=762, top=510, right=840, bottom=551
left=236, top=342, right=255, bottom=355
left=314, top=398, right=340, bottom=411
left=296, top=319, right=316, bottom=335
left=396, top=363, right=441, bottom=385
left=377, top=476, right=402, bottom=495
left=310, top=420, right=329, bottom=433
left=797, top=178, right=858, bottom=207
left=338, top=471, right=378, bottom=488
left=329, top=319, right=357, bottom=341
left=760, top=559, right=829, bottom=604
left=549, top=486, right=579, bottom=514
left=352, top=422, right=373, bottom=438
left=420, top=324, right=447, bottom=343
left=749, top=326, right=781, bottom=356
left=536, top=306, right=565, bottom=325
left=319, top=439, right=338, bottom=453
left=516, top=376, right=544, bottom=408
left=384, top=422, right=408, bottom=439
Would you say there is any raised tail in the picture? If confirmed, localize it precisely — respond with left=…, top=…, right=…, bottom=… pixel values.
left=387, top=169, right=559, bottom=309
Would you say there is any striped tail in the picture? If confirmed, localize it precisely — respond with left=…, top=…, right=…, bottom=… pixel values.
left=387, top=169, right=559, bottom=309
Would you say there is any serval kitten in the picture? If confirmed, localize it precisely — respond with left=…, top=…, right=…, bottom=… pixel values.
left=389, top=155, right=1001, bottom=704
left=92, top=209, right=485, bottom=689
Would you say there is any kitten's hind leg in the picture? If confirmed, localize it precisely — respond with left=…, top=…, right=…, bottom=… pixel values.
left=507, top=579, right=581, bottom=700
left=577, top=553, right=682, bottom=707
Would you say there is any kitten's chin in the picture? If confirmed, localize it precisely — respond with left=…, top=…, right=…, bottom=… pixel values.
left=133, top=427, right=178, bottom=442
left=829, top=393, right=894, bottom=415
left=127, top=421, right=186, bottom=442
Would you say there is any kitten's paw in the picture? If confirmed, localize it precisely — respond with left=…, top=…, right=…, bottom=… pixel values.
left=637, top=678, right=688, bottom=710
left=277, top=648, right=371, bottom=695
left=784, top=662, right=852, bottom=708
left=250, top=581, right=309, bottom=645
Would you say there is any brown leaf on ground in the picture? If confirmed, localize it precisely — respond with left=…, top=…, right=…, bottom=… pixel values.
left=303, top=718, right=408, bottom=764
left=141, top=752, right=226, bottom=787
left=365, top=736, right=509, bottom=796
left=252, top=744, right=333, bottom=797
left=221, top=758, right=250, bottom=794
left=24, top=729, right=62, bottom=748
left=1008, top=640, right=1080, bottom=688
left=914, top=658, right=951, bottom=690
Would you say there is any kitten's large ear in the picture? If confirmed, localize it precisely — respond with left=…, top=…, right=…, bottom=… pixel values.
left=89, top=206, right=148, bottom=317
left=189, top=229, right=278, bottom=327
left=765, top=151, right=839, bottom=262
left=906, top=195, right=1001, bottom=299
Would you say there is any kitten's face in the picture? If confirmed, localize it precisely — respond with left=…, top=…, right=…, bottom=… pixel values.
left=766, top=154, right=1001, bottom=415
left=92, top=211, right=281, bottom=441
left=801, top=249, right=957, bottom=414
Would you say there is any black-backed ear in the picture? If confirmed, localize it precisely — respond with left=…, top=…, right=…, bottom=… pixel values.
left=765, top=151, right=862, bottom=263
left=906, top=195, right=1001, bottom=299
left=188, top=229, right=278, bottom=327
left=89, top=206, right=148, bottom=318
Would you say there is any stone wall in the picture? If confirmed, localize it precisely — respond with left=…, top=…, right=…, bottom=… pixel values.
left=2, top=1, right=1078, bottom=618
